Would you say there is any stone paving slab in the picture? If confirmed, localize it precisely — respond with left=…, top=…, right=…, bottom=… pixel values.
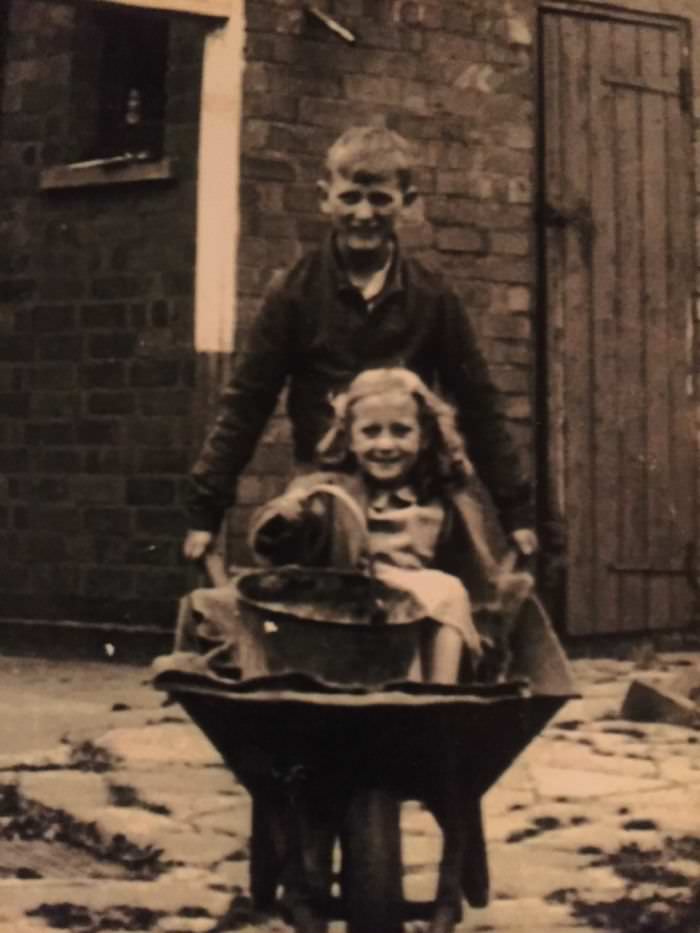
left=0, top=653, right=699, bottom=931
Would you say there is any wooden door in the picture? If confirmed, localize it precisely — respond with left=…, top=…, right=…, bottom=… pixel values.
left=540, top=3, right=697, bottom=635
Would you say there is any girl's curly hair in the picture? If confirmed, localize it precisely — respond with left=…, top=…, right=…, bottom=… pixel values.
left=316, top=368, right=475, bottom=498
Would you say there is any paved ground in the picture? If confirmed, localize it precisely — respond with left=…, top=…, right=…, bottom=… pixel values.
left=0, top=651, right=699, bottom=932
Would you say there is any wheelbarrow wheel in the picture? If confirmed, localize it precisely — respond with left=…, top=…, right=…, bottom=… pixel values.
left=341, top=788, right=404, bottom=933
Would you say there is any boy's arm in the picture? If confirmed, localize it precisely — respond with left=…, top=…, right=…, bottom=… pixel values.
left=437, top=292, right=534, bottom=535
left=187, top=285, right=294, bottom=536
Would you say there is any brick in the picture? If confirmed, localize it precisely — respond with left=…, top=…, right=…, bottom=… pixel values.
left=129, top=360, right=180, bottom=388
left=87, top=391, right=136, bottom=416
left=88, top=333, right=137, bottom=359
left=76, top=419, right=120, bottom=445
left=26, top=532, right=68, bottom=562
left=30, top=304, right=76, bottom=331
left=91, top=276, right=150, bottom=300
left=73, top=476, right=123, bottom=505
left=125, top=539, right=176, bottom=566
left=503, top=396, right=531, bottom=420
left=474, top=256, right=532, bottom=284
left=30, top=391, right=79, bottom=419
left=83, top=568, right=135, bottom=599
left=27, top=476, right=70, bottom=503
left=79, top=303, right=128, bottom=329
left=241, top=155, right=296, bottom=183
left=29, top=364, right=77, bottom=390
left=38, top=277, right=85, bottom=301
left=84, top=448, right=133, bottom=474
left=138, top=448, right=190, bottom=474
left=493, top=365, right=530, bottom=395
left=506, top=125, right=535, bottom=150
left=37, top=334, right=83, bottom=361
left=507, top=286, right=531, bottom=312
left=127, top=477, right=176, bottom=507
left=129, top=418, right=176, bottom=447
left=0, top=562, right=31, bottom=592
left=508, top=176, right=533, bottom=204
left=30, top=562, right=82, bottom=596
left=490, top=231, right=530, bottom=256
left=81, top=361, right=126, bottom=389
left=28, top=506, right=82, bottom=535
left=84, top=508, right=131, bottom=536
left=25, top=422, right=74, bottom=445
left=133, top=570, right=185, bottom=599
left=436, top=226, right=485, bottom=254
left=0, top=335, right=34, bottom=362
left=31, top=448, right=81, bottom=473
left=0, top=392, right=29, bottom=417
left=0, top=278, right=35, bottom=301
left=344, top=74, right=403, bottom=105
left=135, top=507, right=186, bottom=537
left=482, top=313, right=531, bottom=341
left=0, top=447, right=29, bottom=473
left=242, top=86, right=298, bottom=121
left=137, top=389, right=190, bottom=417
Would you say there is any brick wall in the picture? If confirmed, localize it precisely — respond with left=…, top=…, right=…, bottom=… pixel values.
left=0, top=0, right=207, bottom=628
left=228, top=0, right=538, bottom=560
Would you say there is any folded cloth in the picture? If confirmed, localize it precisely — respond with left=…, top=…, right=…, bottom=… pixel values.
left=373, top=562, right=483, bottom=658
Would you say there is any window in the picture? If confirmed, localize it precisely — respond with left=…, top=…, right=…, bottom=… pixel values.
left=71, top=3, right=169, bottom=163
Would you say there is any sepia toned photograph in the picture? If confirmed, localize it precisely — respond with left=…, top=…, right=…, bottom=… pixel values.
left=0, top=0, right=699, bottom=930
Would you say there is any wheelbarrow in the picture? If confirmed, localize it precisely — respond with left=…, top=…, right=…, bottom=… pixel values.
left=153, top=565, right=577, bottom=933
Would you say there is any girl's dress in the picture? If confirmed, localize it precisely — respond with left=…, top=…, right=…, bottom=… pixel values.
left=250, top=473, right=484, bottom=658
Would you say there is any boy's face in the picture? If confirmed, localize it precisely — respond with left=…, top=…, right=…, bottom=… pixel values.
left=349, top=390, right=422, bottom=487
left=319, top=167, right=415, bottom=259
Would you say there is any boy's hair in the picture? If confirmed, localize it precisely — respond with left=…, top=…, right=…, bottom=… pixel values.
left=316, top=368, right=475, bottom=497
left=324, top=126, right=417, bottom=191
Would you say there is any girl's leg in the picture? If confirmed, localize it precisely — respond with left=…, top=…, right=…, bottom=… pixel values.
left=429, top=623, right=463, bottom=685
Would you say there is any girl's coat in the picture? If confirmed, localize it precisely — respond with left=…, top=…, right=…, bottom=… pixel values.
left=249, top=470, right=520, bottom=613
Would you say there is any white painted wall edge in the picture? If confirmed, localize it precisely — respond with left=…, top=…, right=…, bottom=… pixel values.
left=194, top=12, right=244, bottom=354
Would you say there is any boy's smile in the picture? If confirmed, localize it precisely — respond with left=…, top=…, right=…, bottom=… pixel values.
left=349, top=390, right=422, bottom=486
left=319, top=168, right=414, bottom=267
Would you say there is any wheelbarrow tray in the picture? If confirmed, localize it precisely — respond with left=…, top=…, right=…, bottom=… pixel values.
left=154, top=670, right=575, bottom=803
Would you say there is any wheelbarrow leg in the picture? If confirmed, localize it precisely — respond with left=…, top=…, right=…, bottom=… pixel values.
left=279, top=786, right=337, bottom=933
left=341, top=788, right=404, bottom=933
left=460, top=797, right=489, bottom=909
left=250, top=790, right=287, bottom=910
left=427, top=794, right=487, bottom=933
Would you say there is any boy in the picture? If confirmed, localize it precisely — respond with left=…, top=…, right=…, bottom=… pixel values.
left=184, top=125, right=537, bottom=562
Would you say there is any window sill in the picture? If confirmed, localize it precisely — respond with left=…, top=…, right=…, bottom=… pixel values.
left=40, top=157, right=175, bottom=191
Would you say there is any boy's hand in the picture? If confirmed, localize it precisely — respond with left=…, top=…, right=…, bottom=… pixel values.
left=511, top=528, right=538, bottom=556
left=183, top=530, right=214, bottom=561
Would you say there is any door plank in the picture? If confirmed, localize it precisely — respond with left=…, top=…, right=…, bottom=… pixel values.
left=542, top=13, right=567, bottom=534
left=664, top=28, right=698, bottom=627
left=589, top=18, right=618, bottom=634
left=612, top=22, right=648, bottom=632
left=639, top=24, right=672, bottom=630
left=560, top=15, right=594, bottom=635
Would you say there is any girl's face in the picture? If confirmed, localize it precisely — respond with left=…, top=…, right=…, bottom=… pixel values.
left=348, top=390, right=423, bottom=486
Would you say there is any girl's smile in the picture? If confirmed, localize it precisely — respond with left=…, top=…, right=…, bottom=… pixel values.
left=348, top=390, right=422, bottom=486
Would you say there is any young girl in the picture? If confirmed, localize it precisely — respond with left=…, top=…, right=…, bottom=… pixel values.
left=249, top=368, right=522, bottom=684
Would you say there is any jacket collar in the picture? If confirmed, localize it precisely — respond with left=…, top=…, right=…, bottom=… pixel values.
left=369, top=485, right=418, bottom=511
left=321, top=234, right=405, bottom=302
